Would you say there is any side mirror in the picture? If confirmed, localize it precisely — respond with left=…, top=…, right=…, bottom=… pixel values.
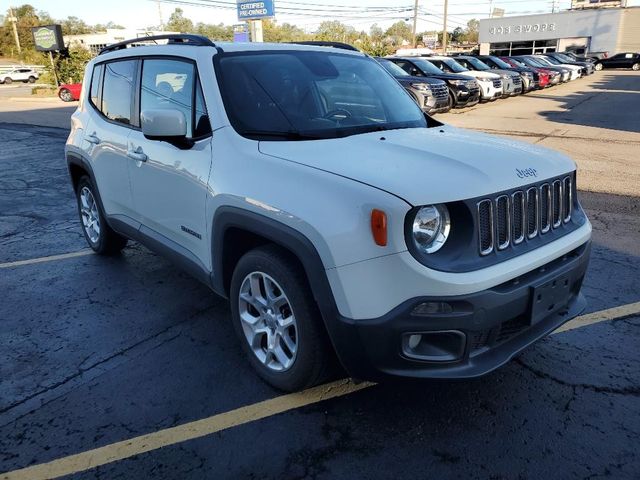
left=141, top=109, right=192, bottom=149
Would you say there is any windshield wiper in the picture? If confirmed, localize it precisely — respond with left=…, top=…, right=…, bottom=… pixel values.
left=242, top=130, right=323, bottom=141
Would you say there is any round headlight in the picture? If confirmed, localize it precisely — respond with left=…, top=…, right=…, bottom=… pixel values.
left=412, top=205, right=450, bottom=254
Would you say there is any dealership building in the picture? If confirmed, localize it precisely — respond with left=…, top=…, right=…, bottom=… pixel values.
left=478, top=6, right=640, bottom=56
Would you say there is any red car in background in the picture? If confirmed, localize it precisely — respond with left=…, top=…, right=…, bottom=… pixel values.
left=58, top=83, right=82, bottom=102
left=500, top=57, right=551, bottom=88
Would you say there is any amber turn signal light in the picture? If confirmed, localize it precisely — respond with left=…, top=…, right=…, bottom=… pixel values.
left=371, top=209, right=387, bottom=246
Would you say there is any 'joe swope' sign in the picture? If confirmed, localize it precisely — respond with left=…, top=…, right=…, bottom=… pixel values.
left=489, top=23, right=557, bottom=36
left=237, top=1, right=275, bottom=20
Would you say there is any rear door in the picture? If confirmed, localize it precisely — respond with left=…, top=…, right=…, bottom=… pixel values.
left=127, top=57, right=213, bottom=265
left=81, top=59, right=138, bottom=221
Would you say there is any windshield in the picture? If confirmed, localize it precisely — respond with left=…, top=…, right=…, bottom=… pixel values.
left=541, top=56, right=560, bottom=65
left=488, top=56, right=513, bottom=69
left=463, top=57, right=490, bottom=71
left=377, top=58, right=410, bottom=77
left=410, top=58, right=445, bottom=75
left=216, top=51, right=427, bottom=140
left=554, top=53, right=574, bottom=63
left=533, top=56, right=552, bottom=66
left=435, top=58, right=469, bottom=73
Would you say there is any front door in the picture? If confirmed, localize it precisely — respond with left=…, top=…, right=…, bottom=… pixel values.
left=127, top=57, right=213, bottom=266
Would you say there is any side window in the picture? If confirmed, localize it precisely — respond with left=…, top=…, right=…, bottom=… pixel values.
left=102, top=60, right=136, bottom=125
left=90, top=64, right=103, bottom=108
left=141, top=58, right=202, bottom=138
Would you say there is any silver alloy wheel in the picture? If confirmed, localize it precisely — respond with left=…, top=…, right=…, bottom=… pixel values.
left=238, top=271, right=298, bottom=372
left=60, top=89, right=72, bottom=101
left=80, top=186, right=100, bottom=244
left=595, top=63, right=603, bottom=71
left=633, top=63, right=640, bottom=71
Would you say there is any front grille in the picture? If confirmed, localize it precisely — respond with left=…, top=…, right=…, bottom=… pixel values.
left=492, top=79, right=502, bottom=89
left=432, top=84, right=449, bottom=100
left=513, top=75, right=522, bottom=86
left=477, top=175, right=574, bottom=256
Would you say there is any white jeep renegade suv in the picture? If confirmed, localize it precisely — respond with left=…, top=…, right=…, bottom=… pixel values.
left=65, top=35, right=592, bottom=391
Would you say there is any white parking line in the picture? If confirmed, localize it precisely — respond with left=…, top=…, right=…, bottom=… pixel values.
left=2, top=300, right=639, bottom=480
left=0, top=250, right=93, bottom=269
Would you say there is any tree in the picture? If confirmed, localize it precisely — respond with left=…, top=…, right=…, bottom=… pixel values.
left=384, top=21, right=412, bottom=46
left=263, top=20, right=308, bottom=43
left=60, top=16, right=91, bottom=35
left=464, top=19, right=479, bottom=43
left=54, top=45, right=93, bottom=84
left=369, top=24, right=384, bottom=43
left=166, top=8, right=194, bottom=33
left=450, top=26, right=464, bottom=44
left=315, top=20, right=356, bottom=43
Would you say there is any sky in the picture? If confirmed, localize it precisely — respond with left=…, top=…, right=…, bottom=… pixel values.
left=5, top=0, right=640, bottom=32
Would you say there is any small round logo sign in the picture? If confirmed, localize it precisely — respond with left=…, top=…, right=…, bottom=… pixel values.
left=34, top=27, right=57, bottom=49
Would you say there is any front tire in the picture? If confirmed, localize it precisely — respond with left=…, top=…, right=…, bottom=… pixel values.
left=28, top=76, right=36, bottom=83
left=632, top=63, right=640, bottom=71
left=3, top=77, right=12, bottom=84
left=229, top=245, right=332, bottom=391
left=76, top=176, right=127, bottom=255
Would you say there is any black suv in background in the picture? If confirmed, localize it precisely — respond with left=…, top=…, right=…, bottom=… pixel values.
left=593, top=52, right=640, bottom=71
left=474, top=55, right=537, bottom=92
left=389, top=57, right=480, bottom=109
left=452, top=55, right=523, bottom=96
left=375, top=58, right=450, bottom=114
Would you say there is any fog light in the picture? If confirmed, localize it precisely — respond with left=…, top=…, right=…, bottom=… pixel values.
left=411, top=301, right=453, bottom=316
left=402, top=330, right=466, bottom=362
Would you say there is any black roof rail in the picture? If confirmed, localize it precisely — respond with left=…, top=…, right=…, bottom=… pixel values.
left=288, top=41, right=360, bottom=52
left=99, top=34, right=216, bottom=55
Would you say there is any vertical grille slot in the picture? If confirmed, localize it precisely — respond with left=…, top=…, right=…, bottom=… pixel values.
left=526, top=187, right=538, bottom=239
left=495, top=195, right=510, bottom=250
left=563, top=176, right=572, bottom=223
left=512, top=191, right=525, bottom=245
left=552, top=180, right=562, bottom=228
left=539, top=183, right=551, bottom=234
left=477, top=199, right=494, bottom=255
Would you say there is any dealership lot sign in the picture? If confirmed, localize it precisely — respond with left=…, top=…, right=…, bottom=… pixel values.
left=31, top=25, right=64, bottom=52
left=237, top=1, right=275, bottom=20
left=489, top=23, right=556, bottom=35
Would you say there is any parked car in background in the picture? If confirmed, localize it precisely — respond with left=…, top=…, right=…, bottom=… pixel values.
left=375, top=58, right=450, bottom=114
left=545, top=52, right=594, bottom=75
left=475, top=55, right=539, bottom=91
left=58, top=83, right=82, bottom=102
left=566, top=50, right=608, bottom=62
left=0, top=68, right=39, bottom=84
left=532, top=55, right=582, bottom=80
left=511, top=56, right=571, bottom=83
left=389, top=57, right=481, bottom=109
left=425, top=56, right=502, bottom=102
left=452, top=55, right=523, bottom=96
left=593, top=52, right=640, bottom=71
left=503, top=57, right=557, bottom=86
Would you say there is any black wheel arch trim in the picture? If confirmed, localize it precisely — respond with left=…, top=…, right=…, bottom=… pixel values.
left=211, top=206, right=353, bottom=371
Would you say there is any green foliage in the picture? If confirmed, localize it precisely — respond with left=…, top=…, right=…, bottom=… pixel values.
left=263, top=20, right=308, bottom=43
left=384, top=21, right=412, bottom=46
left=315, top=20, right=357, bottom=43
left=358, top=38, right=392, bottom=57
left=53, top=46, right=93, bottom=85
left=195, top=22, right=233, bottom=41
left=166, top=8, right=194, bottom=33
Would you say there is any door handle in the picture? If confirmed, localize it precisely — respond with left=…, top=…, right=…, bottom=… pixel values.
left=85, top=133, right=100, bottom=144
left=127, top=147, right=147, bottom=162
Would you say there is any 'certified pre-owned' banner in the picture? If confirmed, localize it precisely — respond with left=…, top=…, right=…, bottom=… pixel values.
left=237, top=1, right=275, bottom=20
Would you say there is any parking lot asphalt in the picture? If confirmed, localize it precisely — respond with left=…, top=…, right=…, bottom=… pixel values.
left=1, top=71, right=639, bottom=479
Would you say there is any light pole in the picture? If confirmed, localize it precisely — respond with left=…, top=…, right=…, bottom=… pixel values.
left=442, top=0, right=449, bottom=54
left=411, top=0, right=419, bottom=48
left=8, top=6, right=22, bottom=54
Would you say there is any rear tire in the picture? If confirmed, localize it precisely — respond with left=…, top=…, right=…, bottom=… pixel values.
left=229, top=245, right=333, bottom=392
left=76, top=176, right=127, bottom=255
left=632, top=63, right=640, bottom=71
left=594, top=62, right=603, bottom=71
left=3, top=77, right=12, bottom=84
left=28, top=76, right=36, bottom=83
left=59, top=88, right=73, bottom=102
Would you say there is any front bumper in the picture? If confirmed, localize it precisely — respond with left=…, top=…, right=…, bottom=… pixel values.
left=331, top=241, right=591, bottom=382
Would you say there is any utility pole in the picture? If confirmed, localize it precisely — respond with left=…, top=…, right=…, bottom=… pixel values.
left=442, top=0, right=449, bottom=54
left=411, top=0, right=419, bottom=48
left=156, top=0, right=164, bottom=30
left=8, top=6, right=22, bottom=55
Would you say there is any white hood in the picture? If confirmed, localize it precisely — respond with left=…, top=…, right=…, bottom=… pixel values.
left=258, top=125, right=576, bottom=206
left=461, top=70, right=501, bottom=80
